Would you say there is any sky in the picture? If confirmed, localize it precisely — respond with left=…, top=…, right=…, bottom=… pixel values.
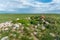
left=0, top=0, right=60, bottom=13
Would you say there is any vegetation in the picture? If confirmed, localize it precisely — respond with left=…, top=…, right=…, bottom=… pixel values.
left=0, top=14, right=60, bottom=40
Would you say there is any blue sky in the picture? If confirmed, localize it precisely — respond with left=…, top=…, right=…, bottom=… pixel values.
left=0, top=0, right=60, bottom=13
left=37, top=0, right=52, bottom=3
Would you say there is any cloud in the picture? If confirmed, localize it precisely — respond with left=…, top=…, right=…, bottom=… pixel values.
left=0, top=0, right=60, bottom=13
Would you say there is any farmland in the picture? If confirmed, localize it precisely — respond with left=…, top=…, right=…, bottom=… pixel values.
left=0, top=14, right=60, bottom=40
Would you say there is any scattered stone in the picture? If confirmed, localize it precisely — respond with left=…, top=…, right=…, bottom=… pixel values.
left=1, top=36, right=9, bottom=40
left=50, top=33, right=56, bottom=37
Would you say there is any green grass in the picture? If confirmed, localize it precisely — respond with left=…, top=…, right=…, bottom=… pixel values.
left=0, top=14, right=40, bottom=22
left=0, top=14, right=60, bottom=40
left=0, top=14, right=60, bottom=22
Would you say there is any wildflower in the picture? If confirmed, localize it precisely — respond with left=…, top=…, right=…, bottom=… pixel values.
left=42, top=19, right=45, bottom=22
left=6, top=21, right=13, bottom=27
left=33, top=32, right=37, bottom=35
left=16, top=18, right=20, bottom=20
left=31, top=33, right=33, bottom=35
left=45, top=21, right=49, bottom=24
left=27, top=17, right=31, bottom=20
left=13, top=34, right=16, bottom=37
left=41, top=26, right=46, bottom=30
left=0, top=23, right=5, bottom=27
left=1, top=36, right=9, bottom=40
left=50, top=33, right=56, bottom=37
left=13, top=27, right=17, bottom=30
left=18, top=23, right=22, bottom=25
left=4, top=28, right=9, bottom=31
left=35, top=25, right=38, bottom=28
left=13, top=24, right=20, bottom=28
left=37, top=24, right=40, bottom=26
left=0, top=21, right=12, bottom=28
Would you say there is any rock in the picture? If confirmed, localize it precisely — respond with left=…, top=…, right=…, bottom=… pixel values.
left=50, top=33, right=56, bottom=37
left=1, top=36, right=9, bottom=40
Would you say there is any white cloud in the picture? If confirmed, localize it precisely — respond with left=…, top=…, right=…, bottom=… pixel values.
left=30, top=0, right=60, bottom=13
left=0, top=0, right=60, bottom=13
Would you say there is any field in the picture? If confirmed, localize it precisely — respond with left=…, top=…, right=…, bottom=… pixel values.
left=0, top=14, right=42, bottom=22
left=0, top=14, right=60, bottom=40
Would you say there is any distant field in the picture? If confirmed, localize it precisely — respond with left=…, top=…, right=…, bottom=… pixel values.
left=0, top=14, right=60, bottom=40
left=0, top=14, right=60, bottom=23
